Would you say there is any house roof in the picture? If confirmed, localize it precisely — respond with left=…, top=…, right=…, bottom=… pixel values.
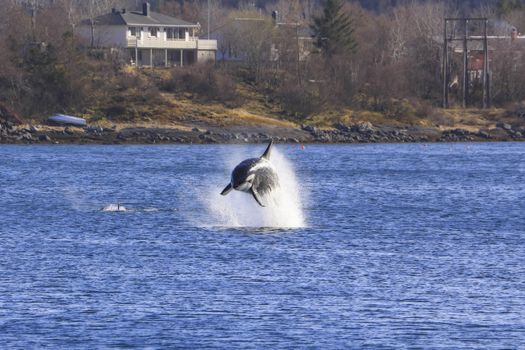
left=122, top=11, right=198, bottom=27
left=81, top=10, right=199, bottom=27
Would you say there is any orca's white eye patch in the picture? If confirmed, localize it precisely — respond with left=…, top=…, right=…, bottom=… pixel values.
left=235, top=181, right=252, bottom=191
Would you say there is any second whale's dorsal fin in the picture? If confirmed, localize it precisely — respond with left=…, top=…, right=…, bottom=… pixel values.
left=261, top=140, right=273, bottom=160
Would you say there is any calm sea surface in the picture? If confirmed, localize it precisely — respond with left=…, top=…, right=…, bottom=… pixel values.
left=0, top=143, right=524, bottom=349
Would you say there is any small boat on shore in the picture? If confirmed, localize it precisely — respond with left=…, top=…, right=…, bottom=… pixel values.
left=48, top=114, right=87, bottom=127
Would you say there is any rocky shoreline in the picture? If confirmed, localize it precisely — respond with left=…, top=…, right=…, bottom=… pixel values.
left=1, top=119, right=524, bottom=145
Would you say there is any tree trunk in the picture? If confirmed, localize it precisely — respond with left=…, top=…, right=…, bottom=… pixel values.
left=90, top=19, right=95, bottom=48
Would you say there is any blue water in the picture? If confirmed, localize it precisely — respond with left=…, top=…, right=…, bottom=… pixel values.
left=0, top=143, right=524, bottom=348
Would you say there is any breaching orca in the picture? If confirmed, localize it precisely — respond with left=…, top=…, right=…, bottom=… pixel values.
left=220, top=140, right=280, bottom=207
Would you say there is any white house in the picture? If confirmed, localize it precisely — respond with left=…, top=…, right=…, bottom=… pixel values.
left=78, top=2, right=217, bottom=67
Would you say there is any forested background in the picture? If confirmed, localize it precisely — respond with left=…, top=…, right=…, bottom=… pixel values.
left=0, top=0, right=524, bottom=123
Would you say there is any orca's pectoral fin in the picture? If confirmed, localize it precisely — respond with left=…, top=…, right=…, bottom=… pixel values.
left=221, top=183, right=233, bottom=196
left=251, top=188, right=266, bottom=207
left=261, top=139, right=273, bottom=160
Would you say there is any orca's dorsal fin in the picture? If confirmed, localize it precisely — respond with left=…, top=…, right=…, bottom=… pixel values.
left=261, top=140, right=273, bottom=160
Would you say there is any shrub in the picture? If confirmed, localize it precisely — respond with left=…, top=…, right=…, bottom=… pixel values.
left=163, top=63, right=243, bottom=107
left=104, top=104, right=127, bottom=118
left=276, top=83, right=322, bottom=118
left=353, top=93, right=416, bottom=120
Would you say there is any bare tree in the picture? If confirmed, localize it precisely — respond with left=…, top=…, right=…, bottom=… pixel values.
left=57, top=0, right=82, bottom=30
left=79, top=0, right=115, bottom=47
left=217, top=9, right=274, bottom=81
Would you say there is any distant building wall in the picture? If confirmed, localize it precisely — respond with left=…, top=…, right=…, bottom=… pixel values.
left=197, top=50, right=215, bottom=63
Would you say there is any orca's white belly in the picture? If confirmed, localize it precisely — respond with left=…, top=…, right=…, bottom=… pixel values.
left=235, top=182, right=252, bottom=192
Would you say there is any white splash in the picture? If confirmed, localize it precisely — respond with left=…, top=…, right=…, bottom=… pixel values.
left=101, top=203, right=127, bottom=212
left=63, top=186, right=94, bottom=212
left=200, top=146, right=306, bottom=228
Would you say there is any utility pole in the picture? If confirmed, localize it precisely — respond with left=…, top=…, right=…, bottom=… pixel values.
left=462, top=19, right=468, bottom=108
left=483, top=19, right=490, bottom=108
left=442, top=17, right=490, bottom=109
left=443, top=20, right=448, bottom=108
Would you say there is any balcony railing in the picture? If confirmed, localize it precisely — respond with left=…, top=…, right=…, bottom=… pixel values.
left=127, top=37, right=217, bottom=50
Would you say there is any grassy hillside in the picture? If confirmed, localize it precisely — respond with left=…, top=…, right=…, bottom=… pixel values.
left=41, top=66, right=518, bottom=135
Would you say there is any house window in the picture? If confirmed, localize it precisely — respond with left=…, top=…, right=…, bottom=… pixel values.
left=129, top=27, right=141, bottom=39
left=166, top=28, right=174, bottom=40
left=166, top=27, right=189, bottom=40
left=150, top=27, right=158, bottom=37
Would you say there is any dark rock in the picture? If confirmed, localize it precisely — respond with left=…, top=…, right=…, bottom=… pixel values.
left=477, top=130, right=490, bottom=138
left=64, top=127, right=75, bottom=135
left=516, top=105, right=525, bottom=118
left=16, top=133, right=33, bottom=141
left=496, top=122, right=513, bottom=131
left=302, top=125, right=317, bottom=133
left=86, top=125, right=103, bottom=134
left=29, top=125, right=40, bottom=133
left=488, top=128, right=508, bottom=139
left=396, top=129, right=408, bottom=136
left=352, top=121, right=375, bottom=134
left=333, top=122, right=350, bottom=132
left=450, top=128, right=470, bottom=136
left=39, top=134, right=52, bottom=142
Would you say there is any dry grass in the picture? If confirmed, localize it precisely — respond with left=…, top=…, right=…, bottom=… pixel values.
left=158, top=88, right=296, bottom=128
left=33, top=68, right=521, bottom=133
left=437, top=108, right=507, bottom=131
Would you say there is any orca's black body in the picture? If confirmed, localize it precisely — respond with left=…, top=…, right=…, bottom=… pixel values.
left=220, top=140, right=279, bottom=207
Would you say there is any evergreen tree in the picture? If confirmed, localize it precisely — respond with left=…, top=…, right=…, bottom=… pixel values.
left=311, top=0, right=357, bottom=57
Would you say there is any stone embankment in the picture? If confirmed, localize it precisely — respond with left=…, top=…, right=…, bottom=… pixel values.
left=1, top=119, right=524, bottom=144
left=304, top=121, right=525, bottom=143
